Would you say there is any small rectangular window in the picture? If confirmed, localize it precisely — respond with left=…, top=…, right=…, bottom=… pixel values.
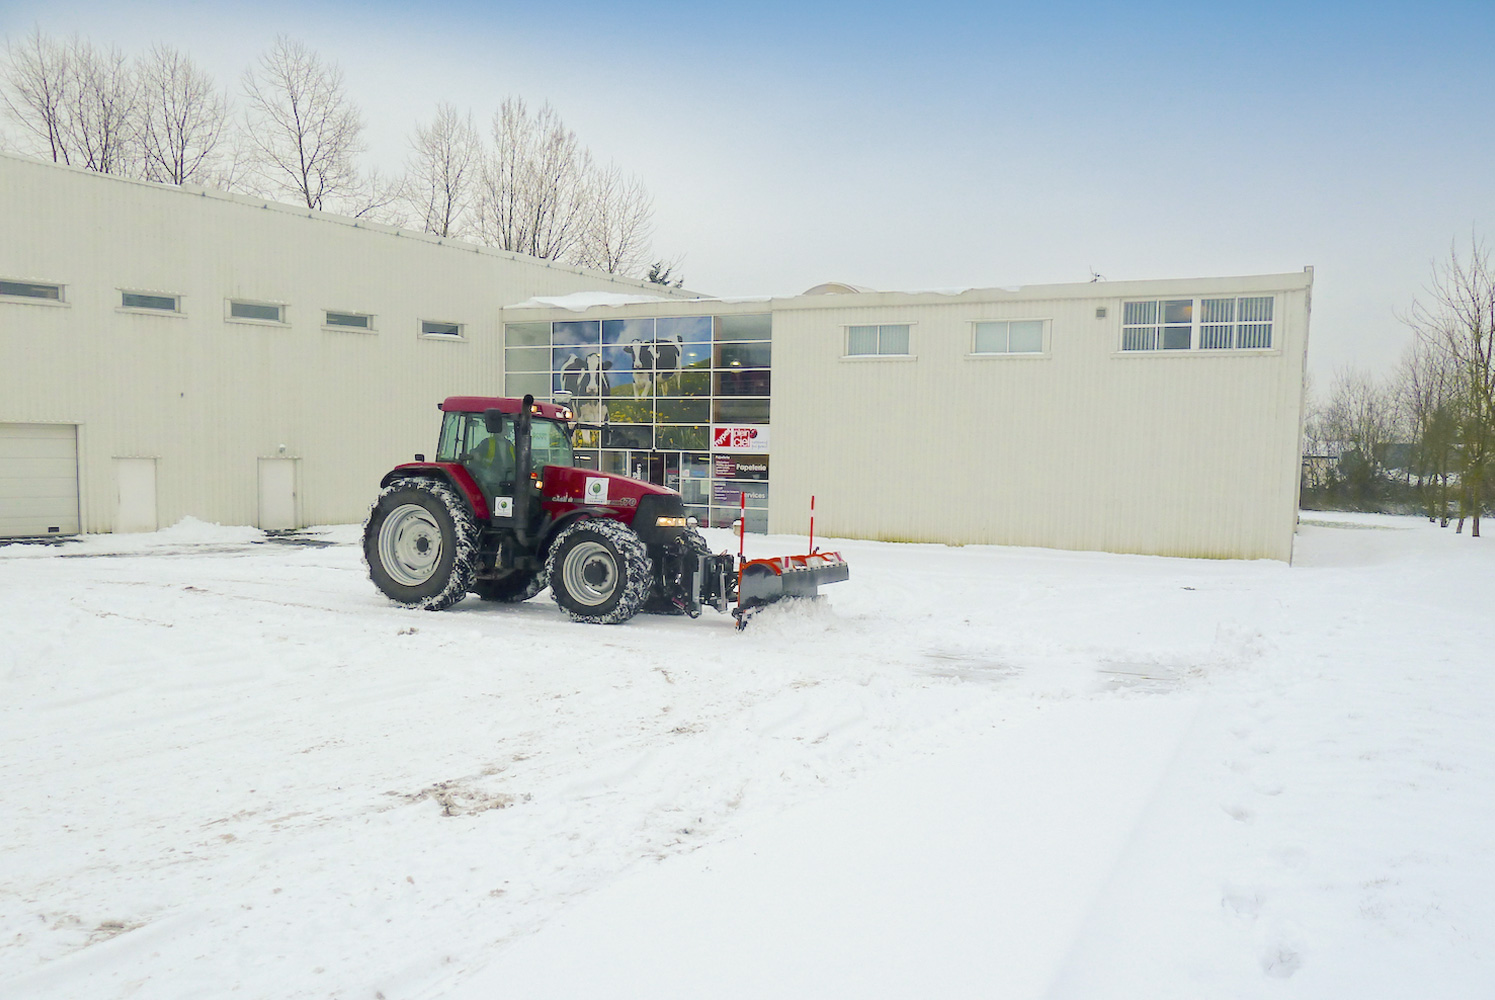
left=715, top=313, right=773, bottom=342
left=1237, top=296, right=1274, bottom=349
left=122, top=291, right=179, bottom=312
left=1161, top=299, right=1192, bottom=349
left=1199, top=297, right=1236, bottom=349
left=714, top=397, right=771, bottom=423
left=846, top=324, right=911, bottom=356
left=325, top=310, right=371, bottom=329
left=504, top=322, right=551, bottom=347
left=880, top=324, right=910, bottom=354
left=1123, top=296, right=1273, bottom=352
left=715, top=369, right=771, bottom=396
left=656, top=398, right=711, bottom=424
left=847, top=325, right=879, bottom=355
left=715, top=341, right=771, bottom=368
left=1, top=279, right=63, bottom=301
left=505, top=372, right=551, bottom=399
left=229, top=300, right=285, bottom=323
left=421, top=319, right=462, bottom=337
left=505, top=345, right=551, bottom=371
left=973, top=320, right=1044, bottom=354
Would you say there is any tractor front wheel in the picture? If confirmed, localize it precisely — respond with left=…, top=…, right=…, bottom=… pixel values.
left=546, top=518, right=652, bottom=624
left=364, top=479, right=478, bottom=610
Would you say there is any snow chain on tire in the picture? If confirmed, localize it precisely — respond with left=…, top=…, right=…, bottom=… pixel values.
left=545, top=517, right=653, bottom=625
left=363, top=479, right=479, bottom=611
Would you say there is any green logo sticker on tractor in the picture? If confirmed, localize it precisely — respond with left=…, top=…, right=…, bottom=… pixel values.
left=584, top=477, right=608, bottom=503
left=494, top=496, right=513, bottom=517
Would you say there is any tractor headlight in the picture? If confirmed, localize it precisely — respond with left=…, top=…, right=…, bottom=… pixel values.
left=655, top=515, right=688, bottom=528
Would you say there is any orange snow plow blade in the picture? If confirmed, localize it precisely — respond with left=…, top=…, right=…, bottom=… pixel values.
left=733, top=551, right=850, bottom=627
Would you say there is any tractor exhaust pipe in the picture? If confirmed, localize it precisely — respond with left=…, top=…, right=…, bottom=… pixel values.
left=513, top=394, right=534, bottom=543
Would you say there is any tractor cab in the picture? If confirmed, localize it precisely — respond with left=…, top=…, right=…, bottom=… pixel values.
left=433, top=404, right=573, bottom=507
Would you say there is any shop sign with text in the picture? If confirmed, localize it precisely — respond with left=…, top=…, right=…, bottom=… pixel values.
left=712, top=455, right=770, bottom=481
left=711, top=425, right=769, bottom=453
left=712, top=482, right=769, bottom=505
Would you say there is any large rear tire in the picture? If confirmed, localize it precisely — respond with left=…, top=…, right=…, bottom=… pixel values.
left=364, top=479, right=478, bottom=610
left=546, top=518, right=652, bottom=624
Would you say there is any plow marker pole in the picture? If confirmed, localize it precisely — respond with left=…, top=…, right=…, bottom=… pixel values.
left=734, top=494, right=747, bottom=630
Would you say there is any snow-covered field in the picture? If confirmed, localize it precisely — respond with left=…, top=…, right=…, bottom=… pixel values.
left=2, top=513, right=1492, bottom=999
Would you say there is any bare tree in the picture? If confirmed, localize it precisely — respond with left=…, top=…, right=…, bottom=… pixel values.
left=577, top=162, right=654, bottom=275
left=65, top=36, right=138, bottom=174
left=1300, top=373, right=1336, bottom=493
left=1, top=28, right=73, bottom=163
left=400, top=102, right=481, bottom=237
left=477, top=98, right=592, bottom=262
left=1, top=29, right=137, bottom=173
left=136, top=44, right=230, bottom=185
left=1321, top=366, right=1398, bottom=497
left=1406, top=238, right=1495, bottom=536
left=344, top=165, right=404, bottom=223
left=241, top=36, right=364, bottom=211
left=6, top=32, right=666, bottom=256
left=1395, top=335, right=1462, bottom=523
left=473, top=98, right=660, bottom=275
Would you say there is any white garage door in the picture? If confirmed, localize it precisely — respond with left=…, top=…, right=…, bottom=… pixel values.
left=0, top=423, right=81, bottom=537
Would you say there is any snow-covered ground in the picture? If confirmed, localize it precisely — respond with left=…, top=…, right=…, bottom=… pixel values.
left=1, top=513, right=1492, bottom=999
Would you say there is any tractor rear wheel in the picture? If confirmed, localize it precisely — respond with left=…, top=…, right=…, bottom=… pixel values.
left=546, top=517, right=652, bottom=624
left=364, top=479, right=478, bottom=610
left=474, top=569, right=546, bottom=603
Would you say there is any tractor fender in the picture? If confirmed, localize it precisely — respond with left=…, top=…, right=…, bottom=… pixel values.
left=537, top=506, right=626, bottom=559
left=379, top=463, right=490, bottom=523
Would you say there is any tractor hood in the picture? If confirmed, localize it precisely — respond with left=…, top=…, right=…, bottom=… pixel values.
left=539, top=466, right=677, bottom=510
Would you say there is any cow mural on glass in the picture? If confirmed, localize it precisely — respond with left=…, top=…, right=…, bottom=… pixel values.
left=552, top=321, right=610, bottom=434
left=620, top=334, right=683, bottom=397
left=549, top=317, right=719, bottom=471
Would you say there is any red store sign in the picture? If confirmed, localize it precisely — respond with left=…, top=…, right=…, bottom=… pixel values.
left=711, top=425, right=770, bottom=453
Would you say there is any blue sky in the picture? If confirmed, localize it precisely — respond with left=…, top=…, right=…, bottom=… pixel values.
left=5, top=0, right=1493, bottom=380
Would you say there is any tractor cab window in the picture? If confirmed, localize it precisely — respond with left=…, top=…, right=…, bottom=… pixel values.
left=530, top=418, right=574, bottom=472
left=435, top=412, right=464, bottom=463
left=449, top=413, right=516, bottom=498
left=438, top=410, right=573, bottom=496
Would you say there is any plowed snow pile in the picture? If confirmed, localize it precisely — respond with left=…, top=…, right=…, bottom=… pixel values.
left=1, top=513, right=1492, bottom=999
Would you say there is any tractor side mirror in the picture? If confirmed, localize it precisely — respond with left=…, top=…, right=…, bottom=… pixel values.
left=483, top=408, right=505, bottom=434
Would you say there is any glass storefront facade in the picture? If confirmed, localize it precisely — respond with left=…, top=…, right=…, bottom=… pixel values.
left=504, top=313, right=771, bottom=531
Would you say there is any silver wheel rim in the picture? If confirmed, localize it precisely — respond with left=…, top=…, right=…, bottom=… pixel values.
left=561, top=540, right=617, bottom=606
left=379, top=503, right=443, bottom=587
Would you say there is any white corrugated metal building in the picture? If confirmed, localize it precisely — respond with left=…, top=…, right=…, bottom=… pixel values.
left=0, top=154, right=691, bottom=537
left=500, top=273, right=1311, bottom=561
left=2, top=154, right=1311, bottom=560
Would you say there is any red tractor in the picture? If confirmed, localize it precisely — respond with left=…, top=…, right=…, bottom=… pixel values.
left=363, top=395, right=848, bottom=625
